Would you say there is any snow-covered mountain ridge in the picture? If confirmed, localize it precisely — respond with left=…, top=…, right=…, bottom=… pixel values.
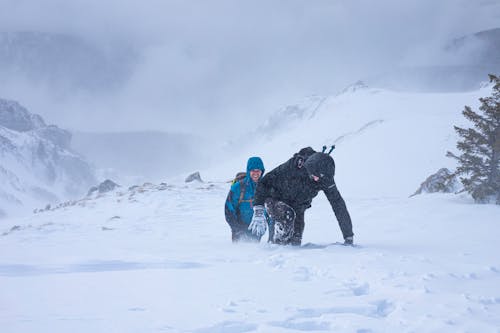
left=216, top=82, right=489, bottom=199
left=30, top=181, right=217, bottom=215
left=0, top=98, right=96, bottom=218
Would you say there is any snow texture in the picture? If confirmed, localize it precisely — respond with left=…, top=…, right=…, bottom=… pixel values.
left=1, top=85, right=499, bottom=332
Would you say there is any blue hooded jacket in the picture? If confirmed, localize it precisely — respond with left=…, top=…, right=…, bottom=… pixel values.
left=224, top=157, right=265, bottom=230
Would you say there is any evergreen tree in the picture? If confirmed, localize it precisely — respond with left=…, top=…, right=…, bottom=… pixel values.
left=447, top=74, right=500, bottom=204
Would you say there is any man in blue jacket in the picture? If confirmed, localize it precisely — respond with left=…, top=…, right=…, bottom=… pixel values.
left=224, top=156, right=268, bottom=242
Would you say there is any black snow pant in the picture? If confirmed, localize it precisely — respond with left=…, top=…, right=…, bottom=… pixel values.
left=265, top=199, right=305, bottom=246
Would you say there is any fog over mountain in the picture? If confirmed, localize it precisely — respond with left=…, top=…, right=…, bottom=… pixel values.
left=369, top=27, right=500, bottom=91
left=0, top=0, right=499, bottom=139
left=0, top=98, right=96, bottom=217
left=71, top=131, right=203, bottom=183
left=0, top=31, right=138, bottom=95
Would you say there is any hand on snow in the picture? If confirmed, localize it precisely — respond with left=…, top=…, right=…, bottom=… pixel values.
left=249, top=205, right=267, bottom=237
left=343, top=236, right=353, bottom=245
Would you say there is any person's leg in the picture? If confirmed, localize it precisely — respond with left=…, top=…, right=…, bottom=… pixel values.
left=231, top=230, right=241, bottom=243
left=267, top=217, right=275, bottom=243
left=265, top=199, right=296, bottom=245
left=290, top=209, right=305, bottom=246
left=244, top=229, right=261, bottom=242
left=233, top=228, right=262, bottom=243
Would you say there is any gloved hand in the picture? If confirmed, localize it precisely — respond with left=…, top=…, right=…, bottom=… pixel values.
left=344, top=236, right=354, bottom=245
left=248, top=205, right=267, bottom=237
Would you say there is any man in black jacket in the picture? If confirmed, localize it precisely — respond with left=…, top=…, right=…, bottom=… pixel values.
left=248, top=147, right=354, bottom=245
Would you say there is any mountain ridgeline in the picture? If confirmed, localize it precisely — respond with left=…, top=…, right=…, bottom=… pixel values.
left=368, top=28, right=500, bottom=92
left=0, top=99, right=96, bottom=218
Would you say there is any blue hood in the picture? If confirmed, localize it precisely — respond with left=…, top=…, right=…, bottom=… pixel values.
left=246, top=156, right=265, bottom=174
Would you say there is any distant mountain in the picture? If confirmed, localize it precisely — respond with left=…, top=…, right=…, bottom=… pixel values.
left=253, top=95, right=327, bottom=140
left=0, top=31, right=138, bottom=94
left=368, top=28, right=500, bottom=92
left=447, top=27, right=500, bottom=65
left=0, top=98, right=97, bottom=218
left=232, top=81, right=368, bottom=148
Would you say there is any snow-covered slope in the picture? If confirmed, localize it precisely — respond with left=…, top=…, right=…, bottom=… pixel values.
left=0, top=99, right=97, bottom=218
left=1, top=85, right=499, bottom=332
left=209, top=82, right=485, bottom=198
left=1, top=178, right=498, bottom=332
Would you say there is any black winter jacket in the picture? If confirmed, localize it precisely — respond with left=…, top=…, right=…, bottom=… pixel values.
left=254, top=149, right=354, bottom=239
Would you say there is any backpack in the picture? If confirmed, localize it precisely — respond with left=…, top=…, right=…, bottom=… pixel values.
left=229, top=172, right=251, bottom=205
left=230, top=172, right=247, bottom=185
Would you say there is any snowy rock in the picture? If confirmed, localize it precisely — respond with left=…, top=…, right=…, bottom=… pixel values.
left=0, top=99, right=45, bottom=131
left=35, top=125, right=72, bottom=149
left=185, top=172, right=203, bottom=183
left=338, top=80, right=369, bottom=95
left=0, top=98, right=71, bottom=149
left=0, top=98, right=97, bottom=216
left=411, top=168, right=460, bottom=197
left=87, top=179, right=120, bottom=196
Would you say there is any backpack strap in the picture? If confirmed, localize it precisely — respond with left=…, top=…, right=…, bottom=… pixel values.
left=237, top=179, right=253, bottom=207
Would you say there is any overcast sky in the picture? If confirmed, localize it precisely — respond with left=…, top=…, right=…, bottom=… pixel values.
left=1, top=0, right=499, bottom=138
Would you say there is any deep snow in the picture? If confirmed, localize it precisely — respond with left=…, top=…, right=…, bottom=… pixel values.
left=1, top=86, right=499, bottom=332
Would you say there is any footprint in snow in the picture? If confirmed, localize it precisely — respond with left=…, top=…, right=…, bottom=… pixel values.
left=191, top=321, right=257, bottom=333
left=267, top=254, right=288, bottom=269
left=128, top=307, right=146, bottom=312
left=489, top=266, right=500, bottom=273
left=221, top=301, right=238, bottom=313
left=293, top=266, right=312, bottom=282
left=268, top=320, right=331, bottom=331
left=289, top=299, right=395, bottom=320
left=348, top=282, right=370, bottom=296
